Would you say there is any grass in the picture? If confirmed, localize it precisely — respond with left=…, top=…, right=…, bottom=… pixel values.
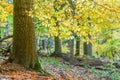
left=91, top=63, right=120, bottom=80
left=39, top=57, right=61, bottom=69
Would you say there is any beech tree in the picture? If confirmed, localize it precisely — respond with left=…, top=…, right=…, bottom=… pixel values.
left=54, top=36, right=62, bottom=56
left=11, top=0, right=43, bottom=71
left=32, top=0, right=120, bottom=58
left=75, top=38, right=80, bottom=56
left=83, top=42, right=92, bottom=56
left=67, top=0, right=75, bottom=64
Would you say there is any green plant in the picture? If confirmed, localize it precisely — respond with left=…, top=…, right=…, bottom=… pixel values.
left=91, top=63, right=120, bottom=80
left=40, top=57, right=60, bottom=67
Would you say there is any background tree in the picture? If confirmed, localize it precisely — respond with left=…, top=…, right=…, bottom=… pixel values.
left=33, top=0, right=120, bottom=60
left=75, top=38, right=80, bottom=56
left=67, top=0, right=76, bottom=64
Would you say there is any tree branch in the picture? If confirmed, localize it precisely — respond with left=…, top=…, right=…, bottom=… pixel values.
left=0, top=35, right=13, bottom=43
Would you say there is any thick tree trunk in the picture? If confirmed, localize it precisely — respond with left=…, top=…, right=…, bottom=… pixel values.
left=69, top=39, right=75, bottom=64
left=12, top=0, right=39, bottom=69
left=75, top=39, right=80, bottom=56
left=54, top=37, right=62, bottom=56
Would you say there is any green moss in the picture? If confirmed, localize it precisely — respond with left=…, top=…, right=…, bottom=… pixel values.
left=34, top=60, right=46, bottom=74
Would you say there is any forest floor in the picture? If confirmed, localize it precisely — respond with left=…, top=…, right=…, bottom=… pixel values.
left=0, top=56, right=117, bottom=80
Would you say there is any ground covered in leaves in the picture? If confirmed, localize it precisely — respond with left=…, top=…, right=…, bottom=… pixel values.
left=0, top=57, right=119, bottom=80
left=0, top=63, right=54, bottom=80
left=40, top=57, right=94, bottom=80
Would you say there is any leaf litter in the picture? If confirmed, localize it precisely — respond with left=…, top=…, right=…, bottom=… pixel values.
left=0, top=57, right=101, bottom=80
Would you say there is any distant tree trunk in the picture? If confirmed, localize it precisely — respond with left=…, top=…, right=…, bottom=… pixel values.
left=67, top=0, right=75, bottom=64
left=75, top=39, right=80, bottom=56
left=69, top=39, right=75, bottom=64
left=83, top=42, right=87, bottom=55
left=83, top=42, right=92, bottom=56
left=54, top=36, right=62, bottom=56
left=42, top=40, right=46, bottom=50
left=0, top=30, right=1, bottom=39
left=11, top=0, right=42, bottom=69
left=83, top=34, right=92, bottom=56
left=4, top=24, right=9, bottom=36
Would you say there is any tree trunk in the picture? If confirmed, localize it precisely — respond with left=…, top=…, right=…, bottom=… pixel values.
left=67, top=0, right=75, bottom=64
left=69, top=39, right=75, bottom=64
left=54, top=37, right=62, bottom=56
left=12, top=0, right=39, bottom=69
left=83, top=34, right=92, bottom=56
left=42, top=40, right=46, bottom=50
left=83, top=42, right=92, bottom=56
left=75, top=39, right=80, bottom=56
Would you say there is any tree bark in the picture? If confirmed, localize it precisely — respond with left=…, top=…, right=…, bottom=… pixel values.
left=75, top=39, right=80, bottom=56
left=0, top=35, right=13, bottom=43
left=67, top=0, right=75, bottom=64
left=83, top=42, right=92, bottom=56
left=42, top=40, right=46, bottom=50
left=69, top=39, right=75, bottom=64
left=83, top=34, right=92, bottom=56
left=12, top=0, right=39, bottom=69
left=54, top=36, right=62, bottom=56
